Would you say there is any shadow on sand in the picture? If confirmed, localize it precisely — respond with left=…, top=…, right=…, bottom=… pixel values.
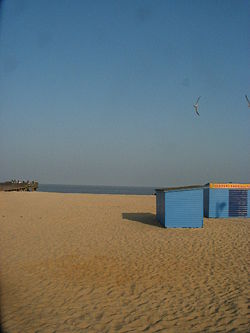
left=122, top=213, right=163, bottom=228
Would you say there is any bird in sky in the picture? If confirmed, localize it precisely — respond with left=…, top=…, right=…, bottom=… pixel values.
left=245, top=95, right=250, bottom=107
left=193, top=96, right=201, bottom=116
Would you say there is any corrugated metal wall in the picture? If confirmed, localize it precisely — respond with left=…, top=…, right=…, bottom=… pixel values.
left=164, top=189, right=203, bottom=228
left=208, top=189, right=229, bottom=218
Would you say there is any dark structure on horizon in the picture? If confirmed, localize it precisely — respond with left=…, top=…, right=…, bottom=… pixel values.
left=0, top=180, right=38, bottom=192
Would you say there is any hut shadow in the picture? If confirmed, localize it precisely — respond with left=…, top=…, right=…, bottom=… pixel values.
left=122, top=213, right=163, bottom=228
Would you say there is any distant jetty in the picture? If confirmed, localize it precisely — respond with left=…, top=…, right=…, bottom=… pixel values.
left=0, top=180, right=38, bottom=192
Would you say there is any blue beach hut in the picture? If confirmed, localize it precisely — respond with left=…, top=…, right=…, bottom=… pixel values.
left=156, top=185, right=204, bottom=228
left=204, top=183, right=250, bottom=218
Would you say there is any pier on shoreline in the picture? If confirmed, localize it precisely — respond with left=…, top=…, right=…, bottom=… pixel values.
left=0, top=181, right=38, bottom=192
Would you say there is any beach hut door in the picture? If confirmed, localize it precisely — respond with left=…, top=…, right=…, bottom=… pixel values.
left=229, top=190, right=247, bottom=217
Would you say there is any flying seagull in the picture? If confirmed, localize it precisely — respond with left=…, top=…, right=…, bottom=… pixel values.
left=245, top=95, right=250, bottom=107
left=193, top=96, right=201, bottom=116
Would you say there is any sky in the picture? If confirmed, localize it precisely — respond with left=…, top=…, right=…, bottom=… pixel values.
left=0, top=0, right=249, bottom=187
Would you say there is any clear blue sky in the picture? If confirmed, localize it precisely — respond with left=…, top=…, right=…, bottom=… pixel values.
left=0, top=0, right=249, bottom=186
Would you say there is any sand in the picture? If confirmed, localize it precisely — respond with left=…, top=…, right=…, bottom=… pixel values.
left=0, top=192, right=249, bottom=333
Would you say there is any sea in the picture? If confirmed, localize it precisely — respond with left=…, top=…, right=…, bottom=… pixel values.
left=38, top=184, right=156, bottom=195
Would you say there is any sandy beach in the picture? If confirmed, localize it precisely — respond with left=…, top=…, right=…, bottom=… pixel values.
left=0, top=192, right=249, bottom=333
